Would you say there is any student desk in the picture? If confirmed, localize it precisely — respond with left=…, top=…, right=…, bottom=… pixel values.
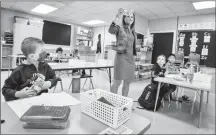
left=48, top=62, right=114, bottom=89
left=153, top=76, right=212, bottom=128
left=1, top=93, right=151, bottom=134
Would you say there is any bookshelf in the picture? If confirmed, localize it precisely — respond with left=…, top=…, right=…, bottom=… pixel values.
left=1, top=43, right=13, bottom=70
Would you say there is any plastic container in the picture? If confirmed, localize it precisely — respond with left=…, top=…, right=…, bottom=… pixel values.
left=80, top=89, right=133, bottom=129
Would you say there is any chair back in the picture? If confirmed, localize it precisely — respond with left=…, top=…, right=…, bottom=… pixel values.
left=189, top=53, right=200, bottom=65
left=175, top=52, right=184, bottom=64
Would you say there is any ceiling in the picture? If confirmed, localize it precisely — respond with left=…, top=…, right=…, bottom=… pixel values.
left=1, top=0, right=215, bottom=27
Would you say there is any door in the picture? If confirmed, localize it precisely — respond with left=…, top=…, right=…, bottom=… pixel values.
left=151, top=33, right=174, bottom=64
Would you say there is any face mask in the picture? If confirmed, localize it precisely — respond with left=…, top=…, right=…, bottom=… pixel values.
left=37, top=51, right=47, bottom=62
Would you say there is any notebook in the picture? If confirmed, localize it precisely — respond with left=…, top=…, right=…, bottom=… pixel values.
left=20, top=105, right=71, bottom=123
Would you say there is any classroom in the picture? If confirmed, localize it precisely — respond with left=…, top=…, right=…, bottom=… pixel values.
left=0, top=0, right=215, bottom=134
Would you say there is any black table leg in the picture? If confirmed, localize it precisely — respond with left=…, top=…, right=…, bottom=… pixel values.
left=108, top=68, right=111, bottom=90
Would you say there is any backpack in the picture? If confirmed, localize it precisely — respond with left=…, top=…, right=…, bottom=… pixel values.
left=137, top=83, right=163, bottom=111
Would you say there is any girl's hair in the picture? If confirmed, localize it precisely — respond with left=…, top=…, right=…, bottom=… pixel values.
left=122, top=13, right=135, bottom=31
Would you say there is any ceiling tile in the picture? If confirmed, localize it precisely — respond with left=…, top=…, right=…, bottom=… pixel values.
left=1, top=2, right=16, bottom=8
left=196, top=8, right=215, bottom=14
left=162, top=1, right=191, bottom=7
left=157, top=13, right=176, bottom=18
left=151, top=7, right=172, bottom=14
left=11, top=2, right=41, bottom=12
left=145, top=15, right=159, bottom=20
left=167, top=2, right=196, bottom=13
left=83, top=6, right=110, bottom=14
left=84, top=1, right=109, bottom=7
left=136, top=1, right=166, bottom=10
left=175, top=11, right=198, bottom=17
left=138, top=9, right=156, bottom=17
left=43, top=2, right=66, bottom=9
left=67, top=1, right=94, bottom=9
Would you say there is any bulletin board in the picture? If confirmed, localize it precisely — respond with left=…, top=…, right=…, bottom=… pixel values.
left=177, top=30, right=215, bottom=68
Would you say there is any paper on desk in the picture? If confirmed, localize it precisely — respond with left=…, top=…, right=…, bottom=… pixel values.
left=7, top=92, right=81, bottom=118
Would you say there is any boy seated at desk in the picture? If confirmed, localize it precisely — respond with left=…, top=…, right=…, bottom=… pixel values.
left=151, top=55, right=174, bottom=100
left=2, top=37, right=58, bottom=101
left=165, top=53, right=179, bottom=74
left=52, top=47, right=64, bottom=63
left=164, top=53, right=178, bottom=99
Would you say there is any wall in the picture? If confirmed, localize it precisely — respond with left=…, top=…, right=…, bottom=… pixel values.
left=135, top=14, right=149, bottom=35
left=0, top=8, right=91, bottom=52
left=148, top=13, right=215, bottom=53
left=92, top=14, right=149, bottom=57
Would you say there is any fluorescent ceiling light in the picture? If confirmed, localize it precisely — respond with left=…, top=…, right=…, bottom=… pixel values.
left=193, top=1, right=215, bottom=10
left=82, top=20, right=105, bottom=25
left=31, top=4, right=58, bottom=14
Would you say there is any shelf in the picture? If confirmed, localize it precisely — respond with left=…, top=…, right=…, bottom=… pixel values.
left=2, top=43, right=13, bottom=46
left=142, top=45, right=153, bottom=47
left=1, top=56, right=8, bottom=58
left=140, top=50, right=152, bottom=52
left=77, top=39, right=92, bottom=41
left=77, top=34, right=93, bottom=38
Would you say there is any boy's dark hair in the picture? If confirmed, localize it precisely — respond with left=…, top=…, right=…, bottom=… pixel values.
left=21, top=37, right=44, bottom=57
left=168, top=53, right=176, bottom=58
left=56, top=47, right=63, bottom=53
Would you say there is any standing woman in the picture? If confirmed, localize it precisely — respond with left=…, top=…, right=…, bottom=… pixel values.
left=108, top=9, right=136, bottom=97
left=96, top=34, right=102, bottom=54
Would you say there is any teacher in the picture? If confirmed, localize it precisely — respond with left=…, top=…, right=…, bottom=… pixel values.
left=108, top=8, right=137, bottom=97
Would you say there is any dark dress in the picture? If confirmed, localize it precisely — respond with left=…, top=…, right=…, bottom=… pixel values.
left=108, top=22, right=137, bottom=81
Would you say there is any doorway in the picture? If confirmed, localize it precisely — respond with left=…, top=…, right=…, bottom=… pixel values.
left=151, top=33, right=174, bottom=64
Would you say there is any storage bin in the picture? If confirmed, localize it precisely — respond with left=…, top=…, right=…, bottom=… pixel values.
left=80, top=89, right=133, bottom=129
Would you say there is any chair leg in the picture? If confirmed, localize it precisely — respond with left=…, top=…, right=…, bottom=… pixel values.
left=82, top=78, right=88, bottom=90
left=191, top=91, right=197, bottom=115
left=181, top=87, right=185, bottom=97
left=69, top=78, right=73, bottom=90
left=175, top=87, right=179, bottom=108
left=168, top=95, right=171, bottom=108
left=207, top=91, right=209, bottom=103
left=60, top=81, right=64, bottom=91
left=90, top=78, right=94, bottom=89
left=53, top=83, right=57, bottom=93
left=162, top=99, right=164, bottom=108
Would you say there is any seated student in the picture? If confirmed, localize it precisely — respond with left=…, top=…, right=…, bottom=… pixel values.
left=53, top=47, right=63, bottom=62
left=73, top=49, right=80, bottom=59
left=165, top=53, right=179, bottom=74
left=72, top=49, right=86, bottom=75
left=151, top=55, right=172, bottom=98
left=165, top=54, right=178, bottom=98
left=152, top=55, right=167, bottom=83
left=2, top=37, right=58, bottom=101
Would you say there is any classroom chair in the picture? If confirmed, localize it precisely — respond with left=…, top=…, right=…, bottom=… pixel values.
left=185, top=53, right=200, bottom=67
left=174, top=52, right=184, bottom=67
left=69, top=70, right=94, bottom=92
left=53, top=77, right=64, bottom=93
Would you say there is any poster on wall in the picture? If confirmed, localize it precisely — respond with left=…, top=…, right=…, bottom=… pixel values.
left=204, top=32, right=211, bottom=43
left=189, top=32, right=198, bottom=52
left=179, top=33, right=185, bottom=47
left=178, top=22, right=215, bottom=30
left=178, top=48, right=184, bottom=54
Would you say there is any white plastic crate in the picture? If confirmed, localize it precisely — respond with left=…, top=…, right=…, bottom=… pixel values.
left=80, top=89, right=133, bottom=129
